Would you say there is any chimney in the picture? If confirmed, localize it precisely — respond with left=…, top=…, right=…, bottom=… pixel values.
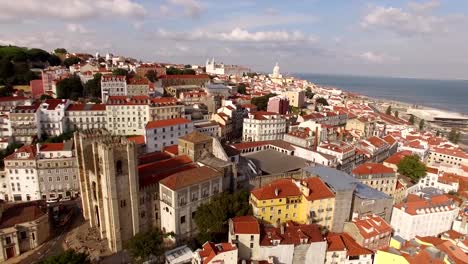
left=274, top=188, right=280, bottom=197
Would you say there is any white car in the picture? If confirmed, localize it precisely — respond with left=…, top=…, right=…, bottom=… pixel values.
left=46, top=198, right=59, bottom=204
left=60, top=196, right=71, bottom=202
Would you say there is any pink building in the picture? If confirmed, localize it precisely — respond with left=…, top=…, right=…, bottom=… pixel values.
left=30, top=79, right=44, bottom=99
left=267, top=96, right=289, bottom=114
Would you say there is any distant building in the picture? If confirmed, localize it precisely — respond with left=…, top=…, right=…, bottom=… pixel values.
left=352, top=163, right=397, bottom=197
left=178, top=131, right=213, bottom=162
left=267, top=96, right=289, bottom=115
left=38, top=99, right=70, bottom=138
left=205, top=58, right=250, bottom=76
left=0, top=201, right=50, bottom=262
left=242, top=111, right=287, bottom=142
left=101, top=75, right=127, bottom=102
left=271, top=62, right=282, bottom=79
left=65, top=104, right=106, bottom=131
left=325, top=233, right=374, bottom=264
left=284, top=90, right=305, bottom=108
left=145, top=118, right=193, bottom=152
left=9, top=104, right=41, bottom=144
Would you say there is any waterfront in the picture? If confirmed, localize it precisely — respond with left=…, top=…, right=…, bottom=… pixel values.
left=297, top=73, right=468, bottom=114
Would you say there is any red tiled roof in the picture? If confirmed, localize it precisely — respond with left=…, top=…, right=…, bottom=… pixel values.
left=127, top=135, right=145, bottom=145
left=435, top=240, right=468, bottom=264
left=39, top=143, right=65, bottom=152
left=432, top=147, right=468, bottom=159
left=366, top=136, right=388, bottom=148
left=0, top=201, right=47, bottom=229
left=146, top=118, right=191, bottom=129
left=251, top=179, right=302, bottom=200
left=326, top=233, right=347, bottom=252
left=352, top=215, right=392, bottom=239
left=138, top=151, right=172, bottom=165
left=384, top=150, right=413, bottom=165
left=163, top=145, right=179, bottom=156
left=394, top=194, right=457, bottom=216
left=383, top=135, right=397, bottom=146
left=43, top=99, right=67, bottom=110
left=198, top=242, right=237, bottom=264
left=352, top=163, right=395, bottom=175
left=66, top=103, right=106, bottom=111
left=302, top=177, right=335, bottom=201
left=5, top=145, right=37, bottom=160
left=341, top=233, right=373, bottom=257
left=260, top=221, right=323, bottom=246
left=160, top=166, right=222, bottom=191
left=138, top=155, right=195, bottom=188
left=231, top=216, right=260, bottom=234
left=159, top=74, right=209, bottom=79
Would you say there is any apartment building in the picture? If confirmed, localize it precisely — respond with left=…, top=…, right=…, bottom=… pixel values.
left=9, top=104, right=41, bottom=144
left=127, top=78, right=150, bottom=96
left=284, top=90, right=305, bottom=108
left=159, top=166, right=223, bottom=239
left=352, top=163, right=397, bottom=197
left=243, top=111, right=287, bottom=142
left=317, top=142, right=356, bottom=173
left=267, top=95, right=289, bottom=114
left=390, top=194, right=459, bottom=240
left=36, top=141, right=79, bottom=200
left=148, top=97, right=184, bottom=121
left=101, top=75, right=127, bottom=102
left=65, top=104, right=106, bottom=131
left=41, top=66, right=68, bottom=96
left=38, top=99, right=70, bottom=138
left=2, top=141, right=79, bottom=201
left=325, top=233, right=374, bottom=264
left=135, top=63, right=166, bottom=78
left=359, top=136, right=390, bottom=162
left=427, top=147, right=468, bottom=167
left=343, top=215, right=392, bottom=251
left=145, top=118, right=193, bottom=152
left=178, top=131, right=213, bottom=162
left=250, top=177, right=335, bottom=229
left=105, top=96, right=149, bottom=136
left=229, top=216, right=327, bottom=264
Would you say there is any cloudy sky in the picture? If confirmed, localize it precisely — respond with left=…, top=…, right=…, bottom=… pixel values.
left=0, top=0, right=467, bottom=79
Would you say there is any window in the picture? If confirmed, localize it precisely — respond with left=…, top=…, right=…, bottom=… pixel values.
left=180, top=216, right=186, bottom=224
left=250, top=235, right=254, bottom=241
left=250, top=243, right=254, bottom=248
left=116, top=160, right=123, bottom=175
left=20, top=231, right=27, bottom=239
left=5, top=236, right=11, bottom=244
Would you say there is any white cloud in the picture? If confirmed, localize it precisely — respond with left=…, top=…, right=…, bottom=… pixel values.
left=66, top=23, right=89, bottom=34
left=157, top=27, right=318, bottom=43
left=168, top=0, right=202, bottom=18
left=408, top=0, right=440, bottom=13
left=0, top=0, right=146, bottom=22
left=360, top=2, right=456, bottom=36
left=360, top=52, right=399, bottom=63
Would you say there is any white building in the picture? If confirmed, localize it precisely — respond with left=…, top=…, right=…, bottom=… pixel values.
left=205, top=58, right=250, bottom=76
left=271, top=62, right=282, bottom=79
left=145, top=118, right=193, bottom=152
left=2, top=141, right=79, bottom=202
left=101, top=75, right=127, bottom=103
left=65, top=104, right=107, bottom=131
left=390, top=194, right=459, bottom=240
left=427, top=147, right=468, bottom=167
left=105, top=96, right=149, bottom=136
left=159, top=166, right=223, bottom=239
left=242, top=111, right=287, bottom=142
left=38, top=99, right=70, bottom=138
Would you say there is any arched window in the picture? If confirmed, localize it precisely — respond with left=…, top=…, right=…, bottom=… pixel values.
left=116, top=160, right=123, bottom=175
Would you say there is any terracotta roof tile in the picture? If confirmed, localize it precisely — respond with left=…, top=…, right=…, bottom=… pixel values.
left=231, top=216, right=260, bottom=234
left=160, top=166, right=222, bottom=191
left=352, top=163, right=395, bottom=175
left=146, top=118, right=191, bottom=129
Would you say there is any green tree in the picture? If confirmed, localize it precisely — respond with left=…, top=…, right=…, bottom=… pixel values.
left=184, top=64, right=192, bottom=68
left=237, top=83, right=247, bottom=95
left=26, top=48, right=51, bottom=62
left=84, top=73, right=102, bottom=98
left=0, top=57, right=14, bottom=82
left=397, top=155, right=427, bottom=182
left=62, top=57, right=81, bottom=67
left=54, top=48, right=67, bottom=54
left=394, top=111, right=399, bottom=118
left=409, top=115, right=415, bottom=125
left=194, top=190, right=252, bottom=243
left=112, top=68, right=129, bottom=77
left=0, top=142, right=23, bottom=168
left=48, top=54, right=62, bottom=66
left=40, top=130, right=75, bottom=143
left=448, top=128, right=461, bottom=143
left=315, top=97, right=329, bottom=106
left=0, top=85, right=14, bottom=96
left=126, top=228, right=173, bottom=263
left=56, top=76, right=83, bottom=100
left=38, top=250, right=90, bottom=264
left=251, top=93, right=276, bottom=111
left=305, top=87, right=315, bottom=99
left=145, top=70, right=158, bottom=82
left=386, top=105, right=392, bottom=115
left=419, top=119, right=425, bottom=130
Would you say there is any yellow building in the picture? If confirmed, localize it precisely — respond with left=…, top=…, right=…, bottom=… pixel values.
left=250, top=177, right=335, bottom=229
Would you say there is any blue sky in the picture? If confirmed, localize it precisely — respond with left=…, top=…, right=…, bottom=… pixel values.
left=0, top=0, right=467, bottom=79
